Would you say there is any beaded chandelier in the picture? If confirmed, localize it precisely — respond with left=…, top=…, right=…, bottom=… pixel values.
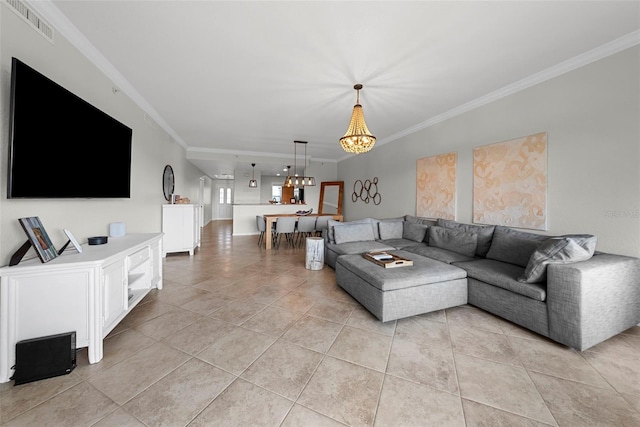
left=339, top=84, right=376, bottom=154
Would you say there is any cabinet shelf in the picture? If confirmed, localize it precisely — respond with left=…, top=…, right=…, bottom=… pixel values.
left=128, top=288, right=147, bottom=308
left=128, top=272, right=147, bottom=289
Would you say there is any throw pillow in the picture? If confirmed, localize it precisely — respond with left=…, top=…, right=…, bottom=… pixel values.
left=403, top=222, right=429, bottom=242
left=519, top=234, right=597, bottom=283
left=333, top=223, right=376, bottom=244
left=428, top=226, right=478, bottom=257
left=485, top=226, right=549, bottom=267
left=326, top=219, right=342, bottom=243
left=378, top=221, right=403, bottom=240
left=327, top=218, right=377, bottom=243
left=436, top=219, right=495, bottom=257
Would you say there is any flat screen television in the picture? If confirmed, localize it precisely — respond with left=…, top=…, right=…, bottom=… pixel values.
left=8, top=57, right=132, bottom=198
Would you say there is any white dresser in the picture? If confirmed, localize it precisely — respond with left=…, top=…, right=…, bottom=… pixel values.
left=162, top=204, right=201, bottom=256
left=0, top=233, right=163, bottom=383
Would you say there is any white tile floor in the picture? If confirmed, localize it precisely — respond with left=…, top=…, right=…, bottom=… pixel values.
left=1, top=220, right=639, bottom=426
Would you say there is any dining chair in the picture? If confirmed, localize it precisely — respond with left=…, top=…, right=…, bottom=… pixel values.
left=315, top=215, right=331, bottom=237
left=256, top=215, right=267, bottom=248
left=273, top=217, right=296, bottom=248
left=295, top=216, right=317, bottom=247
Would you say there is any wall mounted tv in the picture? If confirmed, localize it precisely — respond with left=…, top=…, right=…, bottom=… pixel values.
left=8, top=57, right=132, bottom=198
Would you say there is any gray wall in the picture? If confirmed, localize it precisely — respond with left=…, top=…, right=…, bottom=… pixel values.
left=0, top=6, right=208, bottom=264
left=338, top=46, right=640, bottom=257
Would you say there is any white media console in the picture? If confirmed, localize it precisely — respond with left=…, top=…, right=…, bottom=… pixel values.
left=0, top=233, right=163, bottom=383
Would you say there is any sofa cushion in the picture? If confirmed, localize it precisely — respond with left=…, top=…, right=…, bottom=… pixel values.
left=378, top=221, right=403, bottom=240
left=519, top=234, right=597, bottom=283
left=380, top=216, right=406, bottom=223
left=333, top=223, right=376, bottom=244
left=428, top=226, right=478, bottom=257
left=454, top=259, right=546, bottom=301
left=405, top=215, right=437, bottom=226
left=328, top=218, right=378, bottom=243
left=485, top=226, right=549, bottom=267
left=403, top=222, right=429, bottom=242
left=404, top=244, right=476, bottom=264
left=436, top=219, right=496, bottom=257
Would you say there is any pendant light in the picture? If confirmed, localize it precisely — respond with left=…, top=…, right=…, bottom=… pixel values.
left=284, top=165, right=293, bottom=188
left=249, top=163, right=257, bottom=188
left=339, top=84, right=376, bottom=154
left=283, top=141, right=315, bottom=187
left=300, top=141, right=316, bottom=186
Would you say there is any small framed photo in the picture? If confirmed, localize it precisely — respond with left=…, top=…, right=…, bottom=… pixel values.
left=18, top=217, right=58, bottom=263
left=64, top=229, right=83, bottom=253
left=290, top=198, right=296, bottom=204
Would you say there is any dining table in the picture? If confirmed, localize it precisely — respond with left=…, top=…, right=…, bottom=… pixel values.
left=263, top=213, right=343, bottom=249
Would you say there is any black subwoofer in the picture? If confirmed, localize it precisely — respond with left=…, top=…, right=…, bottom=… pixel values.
left=11, top=331, right=77, bottom=385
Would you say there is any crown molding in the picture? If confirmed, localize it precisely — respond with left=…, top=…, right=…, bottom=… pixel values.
left=26, top=0, right=188, bottom=149
left=372, top=29, right=640, bottom=150
left=187, top=147, right=336, bottom=164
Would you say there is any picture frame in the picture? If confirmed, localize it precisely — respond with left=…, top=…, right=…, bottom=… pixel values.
left=290, top=198, right=296, bottom=204
left=64, top=229, right=83, bottom=253
left=18, top=217, right=58, bottom=263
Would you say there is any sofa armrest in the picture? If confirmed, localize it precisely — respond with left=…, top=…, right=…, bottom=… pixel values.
left=546, top=253, right=640, bottom=350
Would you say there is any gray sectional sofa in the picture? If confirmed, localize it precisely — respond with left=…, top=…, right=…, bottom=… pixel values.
left=325, top=215, right=640, bottom=351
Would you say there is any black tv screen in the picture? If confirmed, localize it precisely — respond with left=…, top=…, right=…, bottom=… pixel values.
left=8, top=57, right=132, bottom=198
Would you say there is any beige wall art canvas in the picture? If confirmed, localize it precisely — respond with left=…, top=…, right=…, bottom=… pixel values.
left=473, top=132, right=548, bottom=230
left=416, top=152, right=457, bottom=220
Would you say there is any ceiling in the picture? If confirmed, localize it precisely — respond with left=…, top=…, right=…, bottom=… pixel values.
left=37, top=1, right=640, bottom=178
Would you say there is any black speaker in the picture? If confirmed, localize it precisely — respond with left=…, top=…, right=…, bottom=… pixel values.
left=11, top=332, right=77, bottom=385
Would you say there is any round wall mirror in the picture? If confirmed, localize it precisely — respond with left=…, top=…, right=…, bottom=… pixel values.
left=162, top=165, right=174, bottom=201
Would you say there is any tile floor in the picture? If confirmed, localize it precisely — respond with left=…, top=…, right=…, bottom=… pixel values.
left=1, top=220, right=639, bottom=426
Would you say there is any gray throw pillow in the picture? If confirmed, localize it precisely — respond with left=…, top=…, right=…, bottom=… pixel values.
left=436, top=219, right=495, bottom=257
left=378, top=221, right=403, bottom=240
left=519, top=234, right=597, bottom=283
left=403, top=222, right=429, bottom=242
left=327, top=218, right=376, bottom=243
left=428, top=226, right=478, bottom=257
left=485, top=226, right=549, bottom=267
left=333, top=223, right=376, bottom=244
left=326, top=219, right=341, bottom=243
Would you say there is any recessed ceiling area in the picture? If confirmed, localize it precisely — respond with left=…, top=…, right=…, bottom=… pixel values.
left=37, top=1, right=640, bottom=178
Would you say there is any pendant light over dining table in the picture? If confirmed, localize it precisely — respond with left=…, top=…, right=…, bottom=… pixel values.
left=339, top=84, right=376, bottom=154
left=284, top=141, right=315, bottom=188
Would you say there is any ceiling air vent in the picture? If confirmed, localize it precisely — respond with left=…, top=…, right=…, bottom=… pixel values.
left=5, top=0, right=54, bottom=43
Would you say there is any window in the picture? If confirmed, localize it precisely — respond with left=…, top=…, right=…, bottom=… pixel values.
left=219, top=188, right=225, bottom=204
left=226, top=188, right=232, bottom=204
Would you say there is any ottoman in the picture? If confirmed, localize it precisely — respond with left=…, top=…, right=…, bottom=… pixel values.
left=335, top=250, right=468, bottom=322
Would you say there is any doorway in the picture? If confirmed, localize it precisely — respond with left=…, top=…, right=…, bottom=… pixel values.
left=214, top=182, right=233, bottom=220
